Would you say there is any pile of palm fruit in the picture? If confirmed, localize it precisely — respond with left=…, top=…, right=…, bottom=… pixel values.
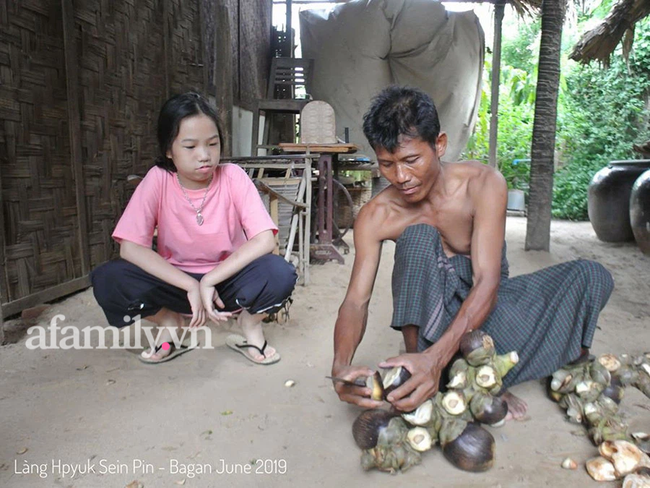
left=547, top=352, right=650, bottom=486
left=352, top=330, right=519, bottom=474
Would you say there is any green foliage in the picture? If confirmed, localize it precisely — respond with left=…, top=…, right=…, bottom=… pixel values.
left=582, top=0, right=617, bottom=23
left=462, top=58, right=535, bottom=192
left=503, top=65, right=537, bottom=106
left=462, top=13, right=650, bottom=220
left=551, top=161, right=602, bottom=220
left=463, top=81, right=490, bottom=162
left=553, top=17, right=650, bottom=220
left=501, top=19, right=540, bottom=73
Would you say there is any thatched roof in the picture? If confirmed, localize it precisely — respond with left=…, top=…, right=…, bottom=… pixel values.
left=570, top=0, right=650, bottom=65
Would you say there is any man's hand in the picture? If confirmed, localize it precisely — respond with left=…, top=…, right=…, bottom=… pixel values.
left=378, top=352, right=445, bottom=412
left=332, top=365, right=385, bottom=409
left=199, top=280, right=232, bottom=324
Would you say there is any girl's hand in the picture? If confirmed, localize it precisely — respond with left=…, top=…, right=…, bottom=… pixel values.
left=199, top=280, right=232, bottom=323
left=187, top=283, right=207, bottom=328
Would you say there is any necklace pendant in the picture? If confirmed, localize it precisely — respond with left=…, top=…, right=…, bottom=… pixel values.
left=196, top=213, right=204, bottom=226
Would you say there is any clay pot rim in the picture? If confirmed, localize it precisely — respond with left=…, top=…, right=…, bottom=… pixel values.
left=609, top=159, right=650, bottom=166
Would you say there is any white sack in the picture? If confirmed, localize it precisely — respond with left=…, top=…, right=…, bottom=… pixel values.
left=300, top=0, right=485, bottom=162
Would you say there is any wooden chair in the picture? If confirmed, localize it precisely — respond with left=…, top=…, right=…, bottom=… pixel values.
left=250, top=58, right=315, bottom=156
left=225, top=156, right=314, bottom=285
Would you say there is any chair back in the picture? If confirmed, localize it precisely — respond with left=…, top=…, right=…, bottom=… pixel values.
left=268, top=58, right=314, bottom=100
left=223, top=156, right=316, bottom=285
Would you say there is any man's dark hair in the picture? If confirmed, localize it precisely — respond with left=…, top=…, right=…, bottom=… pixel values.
left=155, top=92, right=224, bottom=172
left=362, top=85, right=440, bottom=153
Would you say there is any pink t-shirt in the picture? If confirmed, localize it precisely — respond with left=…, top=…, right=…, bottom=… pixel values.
left=113, top=164, right=278, bottom=273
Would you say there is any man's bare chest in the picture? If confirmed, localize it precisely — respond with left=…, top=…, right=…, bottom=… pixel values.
left=383, top=205, right=474, bottom=256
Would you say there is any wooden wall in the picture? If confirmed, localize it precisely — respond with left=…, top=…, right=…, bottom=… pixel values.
left=220, top=0, right=272, bottom=110
left=0, top=0, right=272, bottom=333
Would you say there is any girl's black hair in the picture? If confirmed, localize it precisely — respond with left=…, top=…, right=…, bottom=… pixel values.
left=155, top=92, right=225, bottom=172
left=362, top=85, right=440, bottom=153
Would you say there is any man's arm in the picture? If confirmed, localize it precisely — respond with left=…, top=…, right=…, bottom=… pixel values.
left=332, top=205, right=385, bottom=408
left=382, top=169, right=508, bottom=410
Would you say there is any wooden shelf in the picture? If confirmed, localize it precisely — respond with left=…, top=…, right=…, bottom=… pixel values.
left=279, top=143, right=358, bottom=153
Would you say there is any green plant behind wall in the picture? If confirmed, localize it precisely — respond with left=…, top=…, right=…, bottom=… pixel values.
left=553, top=17, right=650, bottom=220
left=462, top=14, right=650, bottom=220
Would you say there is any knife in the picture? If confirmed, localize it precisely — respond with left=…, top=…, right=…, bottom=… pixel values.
left=325, top=375, right=367, bottom=387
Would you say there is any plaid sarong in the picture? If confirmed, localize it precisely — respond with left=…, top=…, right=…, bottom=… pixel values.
left=391, top=224, right=614, bottom=388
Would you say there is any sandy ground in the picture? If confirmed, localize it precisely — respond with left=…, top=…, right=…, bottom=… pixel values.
left=0, top=216, right=649, bottom=488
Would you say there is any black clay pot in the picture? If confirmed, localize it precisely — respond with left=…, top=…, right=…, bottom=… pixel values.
left=630, top=168, right=650, bottom=255
left=588, top=160, right=650, bottom=242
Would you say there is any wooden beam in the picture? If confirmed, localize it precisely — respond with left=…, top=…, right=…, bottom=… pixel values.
left=216, top=4, right=233, bottom=156
left=286, top=0, right=293, bottom=56
left=488, top=0, right=505, bottom=168
left=1, top=276, right=90, bottom=319
left=61, top=0, right=91, bottom=275
left=0, top=107, right=8, bottom=345
left=199, top=0, right=210, bottom=93
left=273, top=0, right=506, bottom=3
left=279, top=142, right=357, bottom=153
left=163, top=0, right=171, bottom=95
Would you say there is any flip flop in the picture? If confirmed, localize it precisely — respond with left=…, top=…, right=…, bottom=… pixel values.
left=138, top=337, right=199, bottom=364
left=225, top=334, right=281, bottom=365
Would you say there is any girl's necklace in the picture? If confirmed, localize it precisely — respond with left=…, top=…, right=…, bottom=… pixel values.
left=177, top=173, right=212, bottom=226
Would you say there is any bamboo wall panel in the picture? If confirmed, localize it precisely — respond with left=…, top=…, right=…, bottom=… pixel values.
left=81, top=0, right=204, bottom=271
left=0, top=0, right=270, bottom=317
left=0, top=0, right=77, bottom=303
left=0, top=0, right=204, bottom=308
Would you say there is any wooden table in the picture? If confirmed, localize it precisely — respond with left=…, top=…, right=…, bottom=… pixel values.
left=279, top=143, right=358, bottom=264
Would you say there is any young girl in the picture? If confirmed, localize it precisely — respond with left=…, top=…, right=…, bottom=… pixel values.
left=91, top=92, right=297, bottom=365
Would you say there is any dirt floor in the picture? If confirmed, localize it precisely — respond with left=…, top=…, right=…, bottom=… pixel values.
left=0, top=216, right=649, bottom=488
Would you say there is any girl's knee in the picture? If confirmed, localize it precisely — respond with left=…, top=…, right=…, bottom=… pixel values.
left=90, top=260, right=126, bottom=301
left=268, top=255, right=298, bottom=297
left=253, top=254, right=297, bottom=300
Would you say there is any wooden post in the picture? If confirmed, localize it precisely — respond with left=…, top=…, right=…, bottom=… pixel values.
left=488, top=0, right=505, bottom=168
left=215, top=5, right=233, bottom=156
left=0, top=103, right=8, bottom=342
left=304, top=156, right=311, bottom=285
left=163, top=0, right=171, bottom=95
left=286, top=0, right=293, bottom=56
left=199, top=0, right=210, bottom=94
left=0, top=182, right=6, bottom=345
left=61, top=0, right=91, bottom=276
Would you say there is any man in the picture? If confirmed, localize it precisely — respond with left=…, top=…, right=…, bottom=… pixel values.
left=331, top=86, right=614, bottom=418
